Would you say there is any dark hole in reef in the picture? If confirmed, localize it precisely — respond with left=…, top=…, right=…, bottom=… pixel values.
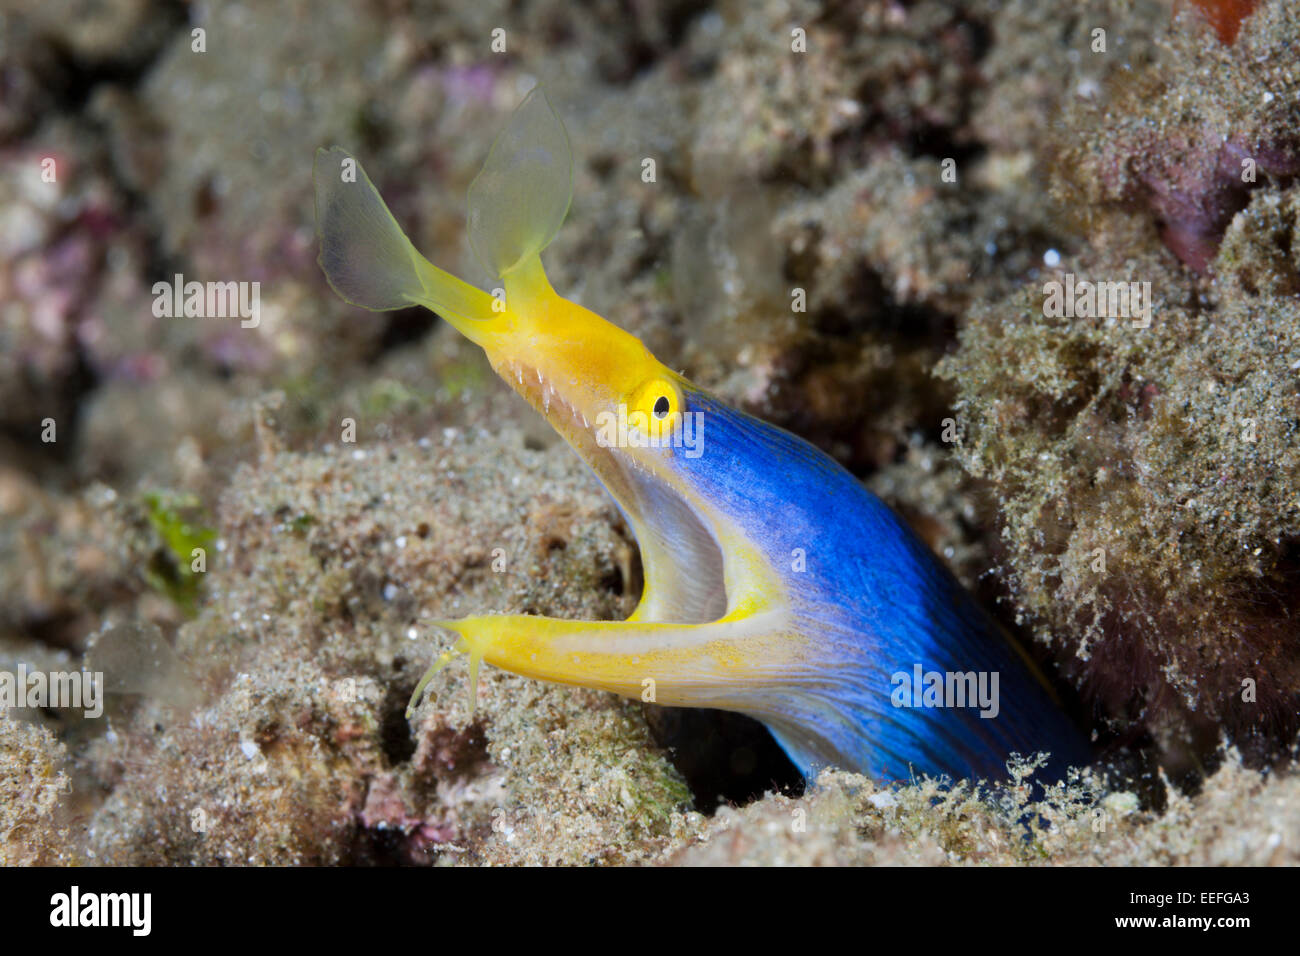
left=903, top=123, right=986, bottom=170
left=351, top=823, right=421, bottom=866
left=643, top=706, right=803, bottom=814
left=592, top=0, right=709, bottom=86
left=45, top=2, right=188, bottom=114
left=815, top=263, right=957, bottom=345
left=2, top=348, right=97, bottom=479
left=20, top=610, right=86, bottom=652
left=599, top=564, right=625, bottom=597
left=380, top=683, right=418, bottom=766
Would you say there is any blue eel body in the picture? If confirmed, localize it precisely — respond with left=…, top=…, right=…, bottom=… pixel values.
left=674, top=386, right=1090, bottom=783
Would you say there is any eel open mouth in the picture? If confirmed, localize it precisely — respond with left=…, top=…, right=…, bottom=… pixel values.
left=496, top=355, right=730, bottom=627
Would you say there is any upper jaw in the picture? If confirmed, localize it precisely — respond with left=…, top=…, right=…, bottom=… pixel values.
left=496, top=355, right=597, bottom=435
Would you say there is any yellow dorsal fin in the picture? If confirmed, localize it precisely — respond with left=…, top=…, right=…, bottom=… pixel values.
left=467, top=87, right=573, bottom=278
left=313, top=146, right=496, bottom=324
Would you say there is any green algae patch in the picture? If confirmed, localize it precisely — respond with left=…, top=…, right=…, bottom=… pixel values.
left=142, top=491, right=216, bottom=615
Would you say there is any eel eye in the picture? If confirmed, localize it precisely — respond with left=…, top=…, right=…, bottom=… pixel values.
left=631, top=376, right=682, bottom=431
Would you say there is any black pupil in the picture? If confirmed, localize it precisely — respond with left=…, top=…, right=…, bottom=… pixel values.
left=653, top=395, right=670, bottom=418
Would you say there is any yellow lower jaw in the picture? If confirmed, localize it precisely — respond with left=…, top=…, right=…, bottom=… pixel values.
left=406, top=611, right=800, bottom=719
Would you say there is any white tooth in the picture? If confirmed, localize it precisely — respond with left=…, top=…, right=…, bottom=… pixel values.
left=517, top=367, right=523, bottom=385
left=544, top=390, right=551, bottom=413
left=537, top=369, right=543, bottom=384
